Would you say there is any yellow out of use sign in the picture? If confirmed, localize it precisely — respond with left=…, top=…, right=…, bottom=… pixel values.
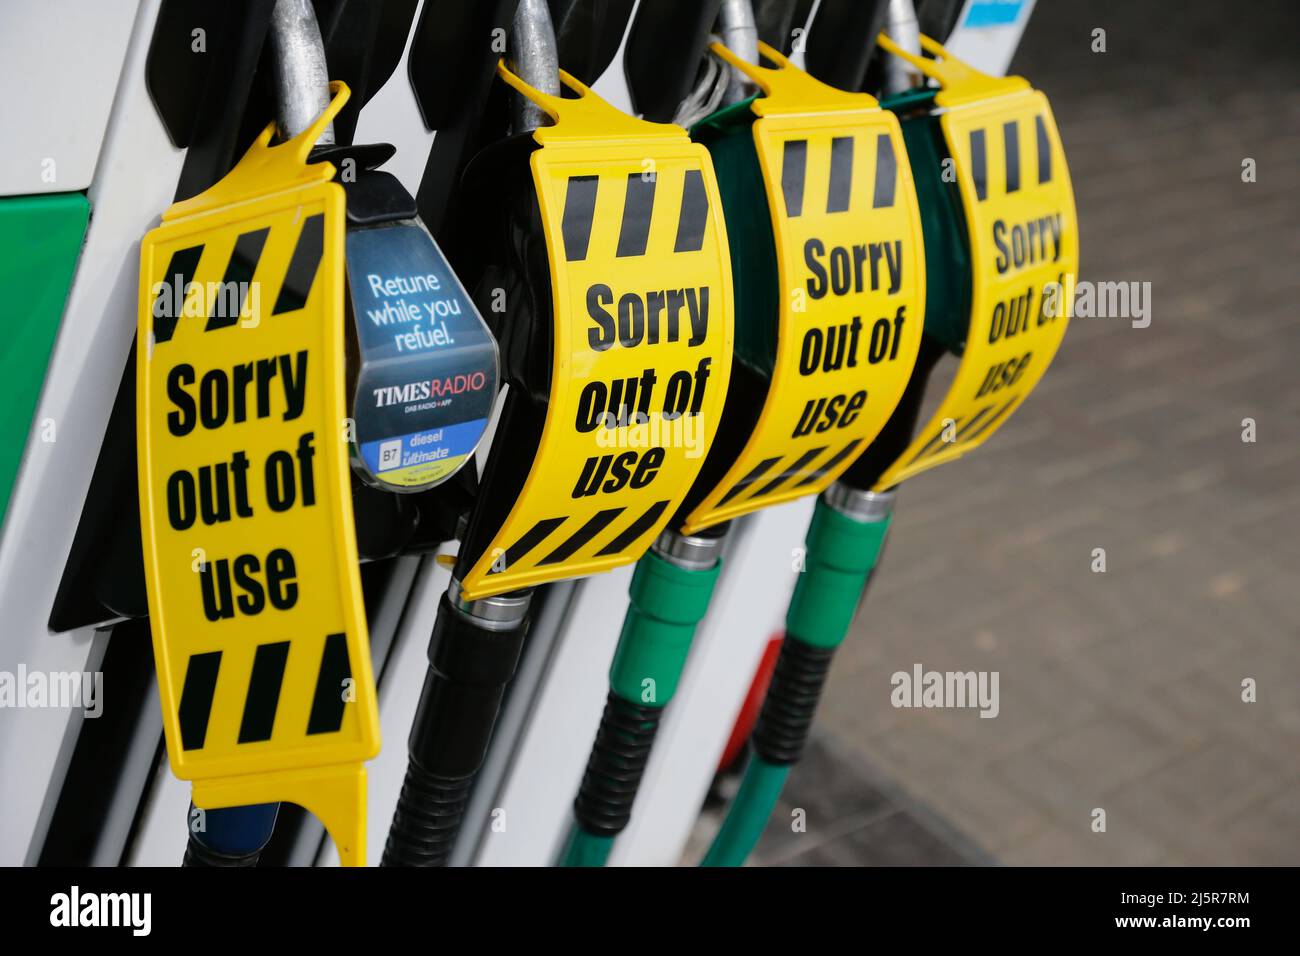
left=682, top=43, right=926, bottom=533
left=137, top=84, right=377, bottom=865
left=458, top=64, right=734, bottom=601
left=872, top=35, right=1079, bottom=490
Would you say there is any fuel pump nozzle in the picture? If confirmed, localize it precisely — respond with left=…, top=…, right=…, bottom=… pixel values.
left=381, top=0, right=558, bottom=867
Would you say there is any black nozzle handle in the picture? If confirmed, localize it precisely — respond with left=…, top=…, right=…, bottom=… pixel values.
left=382, top=592, right=529, bottom=866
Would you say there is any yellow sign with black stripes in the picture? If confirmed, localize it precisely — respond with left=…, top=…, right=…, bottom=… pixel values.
left=682, top=43, right=925, bottom=533
left=136, top=84, right=377, bottom=865
left=458, top=65, right=734, bottom=600
left=873, top=35, right=1078, bottom=489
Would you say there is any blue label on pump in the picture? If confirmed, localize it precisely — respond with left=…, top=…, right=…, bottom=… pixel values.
left=963, top=0, right=1026, bottom=28
left=346, top=222, right=498, bottom=491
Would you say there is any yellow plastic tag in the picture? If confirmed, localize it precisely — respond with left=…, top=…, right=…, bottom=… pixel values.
left=872, top=35, right=1078, bottom=489
left=137, top=83, right=377, bottom=865
left=682, top=43, right=925, bottom=533
left=458, top=65, right=734, bottom=601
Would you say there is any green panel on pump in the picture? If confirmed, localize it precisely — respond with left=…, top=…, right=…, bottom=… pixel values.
left=0, top=192, right=89, bottom=529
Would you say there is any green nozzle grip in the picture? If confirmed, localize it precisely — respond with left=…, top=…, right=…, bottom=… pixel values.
left=608, top=549, right=722, bottom=706
left=785, top=497, right=891, bottom=650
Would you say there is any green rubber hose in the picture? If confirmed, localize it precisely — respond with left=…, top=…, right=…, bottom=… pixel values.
left=561, top=545, right=723, bottom=866
left=560, top=827, right=617, bottom=867
left=700, top=758, right=790, bottom=867
left=701, top=494, right=892, bottom=867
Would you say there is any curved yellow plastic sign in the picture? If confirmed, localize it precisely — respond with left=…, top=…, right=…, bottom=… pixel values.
left=872, top=35, right=1079, bottom=490
left=682, top=43, right=925, bottom=534
left=137, top=84, right=377, bottom=865
left=459, top=65, right=734, bottom=601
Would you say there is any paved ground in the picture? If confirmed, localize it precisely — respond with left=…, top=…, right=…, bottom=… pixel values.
left=751, top=0, right=1300, bottom=866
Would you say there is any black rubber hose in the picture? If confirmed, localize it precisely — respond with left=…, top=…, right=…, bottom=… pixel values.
left=182, top=836, right=261, bottom=867
left=382, top=593, right=529, bottom=867
left=751, top=636, right=837, bottom=766
left=571, top=692, right=663, bottom=836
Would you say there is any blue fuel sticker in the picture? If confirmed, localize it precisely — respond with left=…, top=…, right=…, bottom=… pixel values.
left=359, top=418, right=487, bottom=488
left=963, top=0, right=1026, bottom=29
left=345, top=221, right=498, bottom=491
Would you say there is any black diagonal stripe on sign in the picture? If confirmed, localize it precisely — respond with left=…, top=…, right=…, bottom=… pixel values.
left=1003, top=120, right=1020, bottom=194
left=205, top=227, right=269, bottom=331
left=718, top=456, right=782, bottom=505
left=306, top=633, right=351, bottom=735
left=178, top=651, right=222, bottom=751
left=905, top=417, right=964, bottom=467
left=792, top=439, right=862, bottom=489
left=961, top=396, right=1018, bottom=445
left=872, top=133, right=897, bottom=208
left=238, top=641, right=290, bottom=743
left=748, top=445, right=829, bottom=501
left=539, top=507, right=625, bottom=565
left=151, top=244, right=204, bottom=345
left=673, top=169, right=709, bottom=253
left=272, top=213, right=324, bottom=315
left=969, top=129, right=988, bottom=202
left=594, top=500, right=669, bottom=556
left=826, top=136, right=854, bottom=213
left=781, top=140, right=808, bottom=217
left=561, top=175, right=599, bottom=261
left=489, top=516, right=567, bottom=574
left=616, top=173, right=656, bottom=257
left=1035, top=114, right=1052, bottom=184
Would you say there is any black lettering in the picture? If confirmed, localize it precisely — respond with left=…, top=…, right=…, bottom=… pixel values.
left=829, top=246, right=850, bottom=296
left=199, top=369, right=228, bottom=430
left=630, top=447, right=665, bottom=489
left=800, top=328, right=823, bottom=375
left=231, top=451, right=253, bottom=517
left=232, top=362, right=254, bottom=424
left=233, top=553, right=265, bottom=615
left=645, top=290, right=665, bottom=344
left=166, top=469, right=195, bottom=530
left=993, top=219, right=1009, bottom=274
left=662, top=370, right=691, bottom=419
left=840, top=390, right=867, bottom=428
left=198, top=463, right=231, bottom=525
left=265, top=451, right=295, bottom=511
left=266, top=548, right=298, bottom=609
left=587, top=284, right=615, bottom=351
left=793, top=398, right=826, bottom=438
left=685, top=287, right=708, bottom=347
left=575, top=381, right=606, bottom=433
left=818, top=394, right=846, bottom=432
left=603, top=451, right=636, bottom=493
left=805, top=238, right=827, bottom=299
left=572, top=455, right=610, bottom=498
left=199, top=560, right=234, bottom=622
left=618, top=292, right=645, bottom=348
left=280, top=351, right=308, bottom=422
left=167, top=364, right=196, bottom=436
left=690, top=357, right=711, bottom=415
left=296, top=432, right=316, bottom=506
